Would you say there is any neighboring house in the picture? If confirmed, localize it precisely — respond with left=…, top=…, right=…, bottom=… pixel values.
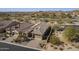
left=0, top=20, right=20, bottom=33
left=32, top=22, right=51, bottom=40
left=61, top=23, right=79, bottom=30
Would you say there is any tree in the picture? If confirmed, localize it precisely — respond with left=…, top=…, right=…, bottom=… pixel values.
left=53, top=23, right=61, bottom=31
left=52, top=13, right=57, bottom=19
left=57, top=19, right=64, bottom=24
left=66, top=13, right=72, bottom=18
left=63, top=26, right=76, bottom=41
left=4, top=17, right=11, bottom=20
left=72, top=34, right=79, bottom=42
left=13, top=32, right=24, bottom=43
left=60, top=13, right=66, bottom=18
left=50, top=35, right=61, bottom=45
left=65, top=18, right=73, bottom=24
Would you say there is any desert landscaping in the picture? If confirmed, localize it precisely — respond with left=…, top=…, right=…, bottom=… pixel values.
left=0, top=10, right=79, bottom=51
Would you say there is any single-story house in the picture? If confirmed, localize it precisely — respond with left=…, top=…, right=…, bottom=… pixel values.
left=16, top=22, right=34, bottom=40
left=0, top=20, right=20, bottom=33
left=60, top=23, right=79, bottom=30
left=0, top=21, right=51, bottom=41
left=31, top=22, right=51, bottom=40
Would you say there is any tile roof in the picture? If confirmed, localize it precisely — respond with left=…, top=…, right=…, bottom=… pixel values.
left=32, top=22, right=50, bottom=36
left=0, top=20, right=20, bottom=30
left=16, top=22, right=34, bottom=33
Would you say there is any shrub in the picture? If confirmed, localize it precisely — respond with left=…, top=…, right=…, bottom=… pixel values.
left=63, top=26, right=76, bottom=41
left=50, top=35, right=61, bottom=45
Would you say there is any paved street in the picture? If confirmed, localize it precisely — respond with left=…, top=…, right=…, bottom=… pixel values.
left=0, top=42, right=40, bottom=51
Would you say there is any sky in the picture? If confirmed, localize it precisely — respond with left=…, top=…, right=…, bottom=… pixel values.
left=0, top=8, right=78, bottom=12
